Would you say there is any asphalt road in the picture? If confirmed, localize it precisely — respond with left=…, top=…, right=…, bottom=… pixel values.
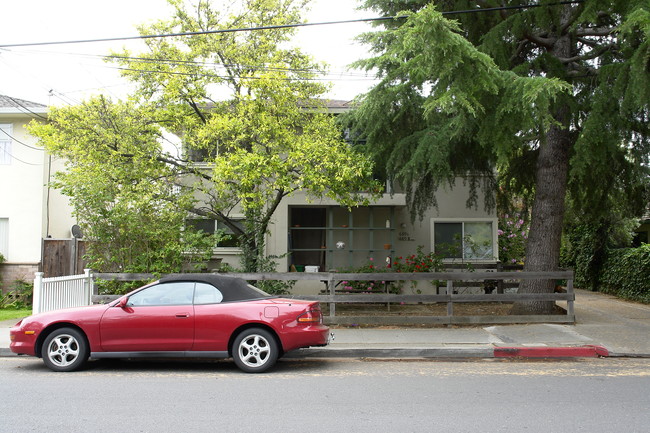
left=1, top=357, right=649, bottom=433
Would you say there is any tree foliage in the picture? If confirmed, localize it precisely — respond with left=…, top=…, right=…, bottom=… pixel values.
left=352, top=0, right=650, bottom=313
left=32, top=0, right=379, bottom=274
left=30, top=97, right=219, bottom=274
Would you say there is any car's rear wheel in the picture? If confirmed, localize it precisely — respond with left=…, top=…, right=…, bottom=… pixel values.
left=232, top=328, right=278, bottom=373
left=41, top=328, right=89, bottom=372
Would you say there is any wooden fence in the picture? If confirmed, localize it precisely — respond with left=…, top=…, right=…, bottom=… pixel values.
left=92, top=270, right=575, bottom=325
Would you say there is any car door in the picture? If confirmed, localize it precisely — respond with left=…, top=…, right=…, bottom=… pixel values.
left=191, top=282, right=239, bottom=352
left=100, top=282, right=195, bottom=352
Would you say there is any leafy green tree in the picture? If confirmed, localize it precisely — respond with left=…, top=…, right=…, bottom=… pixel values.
left=33, top=0, right=379, bottom=274
left=29, top=97, right=219, bottom=274
left=351, top=0, right=650, bottom=314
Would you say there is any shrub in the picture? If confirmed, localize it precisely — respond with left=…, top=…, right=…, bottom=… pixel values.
left=339, top=246, right=446, bottom=294
left=339, top=257, right=391, bottom=293
left=598, top=245, right=650, bottom=304
left=0, top=279, right=33, bottom=310
left=498, top=214, right=528, bottom=265
left=392, top=246, right=445, bottom=273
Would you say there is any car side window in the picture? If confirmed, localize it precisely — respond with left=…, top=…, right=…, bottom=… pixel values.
left=193, top=282, right=224, bottom=305
left=127, top=282, right=195, bottom=306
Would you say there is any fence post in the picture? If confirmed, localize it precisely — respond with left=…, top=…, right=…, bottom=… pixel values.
left=497, top=262, right=504, bottom=294
left=328, top=273, right=336, bottom=318
left=566, top=275, right=575, bottom=317
left=446, top=280, right=453, bottom=319
left=33, top=272, right=44, bottom=315
left=84, top=269, right=93, bottom=305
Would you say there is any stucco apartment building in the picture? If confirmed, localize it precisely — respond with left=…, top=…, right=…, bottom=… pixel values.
left=0, top=95, right=498, bottom=294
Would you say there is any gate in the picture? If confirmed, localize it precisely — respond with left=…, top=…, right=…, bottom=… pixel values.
left=41, top=238, right=87, bottom=277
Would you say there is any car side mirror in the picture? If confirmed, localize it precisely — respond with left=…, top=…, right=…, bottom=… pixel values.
left=116, top=297, right=129, bottom=308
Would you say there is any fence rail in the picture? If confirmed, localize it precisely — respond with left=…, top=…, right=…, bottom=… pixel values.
left=91, top=270, right=575, bottom=325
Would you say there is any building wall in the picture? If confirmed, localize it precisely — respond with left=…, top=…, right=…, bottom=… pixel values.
left=42, top=155, right=77, bottom=239
left=0, top=117, right=46, bottom=264
left=0, top=263, right=39, bottom=294
left=0, top=112, right=77, bottom=288
left=233, top=178, right=497, bottom=294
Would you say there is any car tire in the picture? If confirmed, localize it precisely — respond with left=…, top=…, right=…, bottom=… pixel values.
left=41, top=327, right=89, bottom=372
left=232, top=328, right=279, bottom=373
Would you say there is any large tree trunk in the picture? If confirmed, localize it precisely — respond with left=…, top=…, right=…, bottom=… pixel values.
left=511, top=10, right=573, bottom=315
left=510, top=110, right=571, bottom=314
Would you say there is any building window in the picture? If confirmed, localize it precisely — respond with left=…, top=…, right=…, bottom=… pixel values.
left=0, top=124, right=12, bottom=165
left=432, top=219, right=496, bottom=261
left=186, top=218, right=243, bottom=248
left=0, top=218, right=8, bottom=259
left=216, top=220, right=244, bottom=248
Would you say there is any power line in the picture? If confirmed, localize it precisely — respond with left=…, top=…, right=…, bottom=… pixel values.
left=0, top=1, right=585, bottom=49
left=0, top=95, right=48, bottom=120
left=4, top=47, right=374, bottom=79
left=109, top=65, right=369, bottom=83
left=0, top=128, right=44, bottom=151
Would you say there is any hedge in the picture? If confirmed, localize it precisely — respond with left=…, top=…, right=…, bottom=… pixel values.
left=598, top=245, right=650, bottom=303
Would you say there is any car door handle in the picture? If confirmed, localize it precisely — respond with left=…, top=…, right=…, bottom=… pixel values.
left=175, top=313, right=190, bottom=318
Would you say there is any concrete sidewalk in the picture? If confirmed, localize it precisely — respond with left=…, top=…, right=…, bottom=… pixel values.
left=2, top=289, right=649, bottom=359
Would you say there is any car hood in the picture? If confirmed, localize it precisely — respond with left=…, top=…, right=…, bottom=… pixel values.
left=15, top=304, right=111, bottom=328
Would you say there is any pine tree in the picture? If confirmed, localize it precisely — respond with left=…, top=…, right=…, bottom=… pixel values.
left=352, top=0, right=650, bottom=313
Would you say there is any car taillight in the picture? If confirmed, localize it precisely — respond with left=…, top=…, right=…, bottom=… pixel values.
left=297, top=308, right=322, bottom=324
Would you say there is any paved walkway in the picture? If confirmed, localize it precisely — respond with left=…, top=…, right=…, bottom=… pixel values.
left=2, top=290, right=649, bottom=359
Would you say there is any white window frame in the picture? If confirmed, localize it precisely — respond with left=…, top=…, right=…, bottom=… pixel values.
left=430, top=218, right=498, bottom=263
left=215, top=217, right=244, bottom=252
left=0, top=124, right=12, bottom=165
left=186, top=215, right=244, bottom=253
left=0, top=218, right=8, bottom=259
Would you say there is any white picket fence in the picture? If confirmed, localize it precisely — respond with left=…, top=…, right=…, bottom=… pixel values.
left=32, top=269, right=94, bottom=314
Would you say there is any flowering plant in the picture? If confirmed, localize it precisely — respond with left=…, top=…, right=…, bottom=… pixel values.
left=340, top=257, right=390, bottom=293
left=391, top=246, right=444, bottom=273
left=338, top=246, right=446, bottom=294
left=498, top=214, right=529, bottom=264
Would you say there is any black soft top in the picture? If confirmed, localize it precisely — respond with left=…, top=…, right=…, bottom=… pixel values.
left=159, top=274, right=273, bottom=302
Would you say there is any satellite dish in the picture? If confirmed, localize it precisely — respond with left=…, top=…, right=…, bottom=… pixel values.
left=71, top=225, right=83, bottom=239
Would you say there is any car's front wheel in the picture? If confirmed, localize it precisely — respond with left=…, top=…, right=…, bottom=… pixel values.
left=232, top=328, right=279, bottom=373
left=41, top=327, right=89, bottom=372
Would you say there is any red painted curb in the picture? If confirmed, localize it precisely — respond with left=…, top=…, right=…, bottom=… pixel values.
left=494, top=345, right=609, bottom=358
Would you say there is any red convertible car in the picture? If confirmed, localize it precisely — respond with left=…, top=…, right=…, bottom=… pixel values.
left=10, top=274, right=330, bottom=373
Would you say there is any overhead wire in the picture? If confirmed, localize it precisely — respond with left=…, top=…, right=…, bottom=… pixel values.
left=0, top=1, right=584, bottom=101
left=0, top=128, right=44, bottom=151
left=0, top=95, right=48, bottom=121
left=0, top=1, right=585, bottom=49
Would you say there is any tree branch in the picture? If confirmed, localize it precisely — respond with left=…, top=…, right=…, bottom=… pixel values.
left=524, top=32, right=556, bottom=50
left=575, top=26, right=616, bottom=37
left=558, top=43, right=617, bottom=64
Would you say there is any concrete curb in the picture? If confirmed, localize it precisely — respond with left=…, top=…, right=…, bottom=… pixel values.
left=285, top=347, right=496, bottom=359
left=286, top=345, right=611, bottom=359
left=0, top=348, right=16, bottom=357
left=1, top=346, right=614, bottom=360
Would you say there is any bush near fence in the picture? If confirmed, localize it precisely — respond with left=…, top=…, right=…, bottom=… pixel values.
left=598, top=245, right=650, bottom=304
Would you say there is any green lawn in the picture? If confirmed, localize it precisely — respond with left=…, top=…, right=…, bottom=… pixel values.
left=0, top=309, right=31, bottom=322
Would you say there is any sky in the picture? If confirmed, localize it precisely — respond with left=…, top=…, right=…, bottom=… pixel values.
left=0, top=0, right=380, bottom=107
